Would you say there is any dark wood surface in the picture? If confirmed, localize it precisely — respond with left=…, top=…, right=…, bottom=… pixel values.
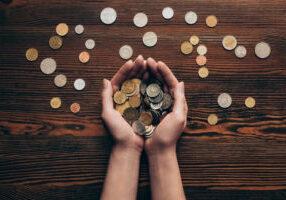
left=0, top=0, right=286, bottom=199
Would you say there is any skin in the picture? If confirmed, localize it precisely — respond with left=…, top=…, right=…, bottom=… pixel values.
left=101, top=55, right=187, bottom=200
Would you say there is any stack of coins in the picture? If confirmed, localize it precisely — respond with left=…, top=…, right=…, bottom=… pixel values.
left=113, top=78, right=173, bottom=137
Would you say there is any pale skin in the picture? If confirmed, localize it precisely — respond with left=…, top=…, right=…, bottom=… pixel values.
left=101, top=55, right=188, bottom=200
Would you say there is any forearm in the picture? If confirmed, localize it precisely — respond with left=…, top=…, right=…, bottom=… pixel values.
left=148, top=147, right=186, bottom=200
left=101, top=144, right=141, bottom=200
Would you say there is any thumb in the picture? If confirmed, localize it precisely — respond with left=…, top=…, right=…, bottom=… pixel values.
left=102, top=79, right=114, bottom=113
left=172, top=82, right=185, bottom=114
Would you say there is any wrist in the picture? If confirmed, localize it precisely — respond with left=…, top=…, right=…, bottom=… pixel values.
left=146, top=145, right=176, bottom=158
left=112, top=143, right=142, bottom=157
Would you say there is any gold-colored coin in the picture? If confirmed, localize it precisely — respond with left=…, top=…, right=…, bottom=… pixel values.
left=121, top=80, right=136, bottom=94
left=208, top=114, right=218, bottom=125
left=116, top=101, right=130, bottom=115
left=131, top=78, right=141, bottom=86
left=123, top=107, right=139, bottom=122
left=139, top=111, right=153, bottom=126
left=49, top=36, right=63, bottom=50
left=79, top=51, right=90, bottom=63
left=245, top=97, right=256, bottom=108
left=56, top=23, right=69, bottom=36
left=129, top=96, right=141, bottom=108
left=206, top=15, right=218, bottom=28
left=190, top=35, right=200, bottom=46
left=181, top=41, right=193, bottom=55
left=50, top=97, right=61, bottom=109
left=113, top=91, right=127, bottom=104
left=25, top=48, right=38, bottom=61
left=198, top=67, right=209, bottom=78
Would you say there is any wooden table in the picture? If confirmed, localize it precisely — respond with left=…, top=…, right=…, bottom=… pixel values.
left=0, top=0, right=286, bottom=199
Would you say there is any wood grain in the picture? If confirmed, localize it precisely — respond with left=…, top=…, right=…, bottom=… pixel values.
left=0, top=0, right=286, bottom=199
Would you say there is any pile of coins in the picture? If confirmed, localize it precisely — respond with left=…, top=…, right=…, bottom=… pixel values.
left=113, top=78, right=173, bottom=137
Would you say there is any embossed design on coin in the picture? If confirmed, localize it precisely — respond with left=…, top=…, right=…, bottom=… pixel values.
left=217, top=93, right=232, bottom=108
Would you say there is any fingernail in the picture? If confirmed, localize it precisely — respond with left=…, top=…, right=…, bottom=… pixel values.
left=180, top=81, right=185, bottom=91
left=103, top=79, right=108, bottom=89
left=137, top=55, right=142, bottom=59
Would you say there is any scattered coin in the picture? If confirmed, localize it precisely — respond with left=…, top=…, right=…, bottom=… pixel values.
left=70, top=102, right=80, bottom=113
left=49, top=35, right=63, bottom=50
left=217, top=93, right=232, bottom=108
left=143, top=31, right=158, bottom=47
left=146, top=83, right=161, bottom=97
left=79, top=51, right=90, bottom=63
left=25, top=48, right=38, bottom=61
left=245, top=97, right=256, bottom=108
left=181, top=41, right=193, bottom=55
left=119, top=45, right=133, bottom=60
left=116, top=101, right=131, bottom=115
left=132, top=120, right=146, bottom=135
left=206, top=15, right=218, bottom=27
left=208, top=114, right=218, bottom=125
left=133, top=12, right=148, bottom=28
left=235, top=45, right=247, bottom=58
left=40, top=58, right=57, bottom=75
left=85, top=39, right=95, bottom=50
left=185, top=11, right=198, bottom=24
left=139, top=111, right=153, bottom=126
left=74, top=78, right=86, bottom=91
left=54, top=74, right=67, bottom=87
left=162, top=7, right=174, bottom=19
left=255, top=42, right=271, bottom=59
left=75, top=24, right=84, bottom=35
left=222, top=35, right=237, bottom=50
left=196, top=55, right=207, bottom=66
left=197, top=44, right=208, bottom=55
left=100, top=7, right=117, bottom=24
left=129, top=96, right=141, bottom=108
left=50, top=97, right=61, bottom=109
left=56, top=23, right=69, bottom=36
left=198, top=67, right=209, bottom=78
left=113, top=91, right=127, bottom=104
left=190, top=35, right=200, bottom=46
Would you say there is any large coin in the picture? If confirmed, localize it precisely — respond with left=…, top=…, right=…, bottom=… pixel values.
left=26, top=48, right=38, bottom=61
left=121, top=80, right=136, bottom=94
left=235, top=45, right=247, bottom=58
left=181, top=41, right=193, bottom=55
left=56, top=23, right=69, bottom=36
left=74, top=78, right=86, bottom=91
left=255, top=42, right=271, bottom=59
left=161, top=93, right=173, bottom=110
left=208, top=114, right=218, bottom=125
left=49, top=36, right=63, bottom=50
left=143, top=31, right=158, bottom=47
left=113, top=91, right=127, bottom=104
left=100, top=7, right=117, bottom=25
left=54, top=74, right=67, bottom=87
left=162, top=7, right=174, bottom=19
left=217, top=93, right=232, bottom=108
left=40, top=58, right=57, bottom=75
left=132, top=120, right=146, bottom=135
left=222, top=35, right=237, bottom=50
left=123, top=107, right=139, bottom=122
left=185, top=11, right=198, bottom=24
left=119, top=45, right=133, bottom=60
left=146, top=83, right=161, bottom=97
left=206, top=15, right=218, bottom=28
left=139, top=111, right=153, bottom=126
left=133, top=12, right=148, bottom=28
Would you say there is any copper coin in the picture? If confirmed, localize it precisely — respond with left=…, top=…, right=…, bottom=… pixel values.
left=49, top=36, right=63, bottom=50
left=79, top=51, right=90, bottom=63
left=70, top=102, right=80, bottom=113
left=196, top=55, right=207, bottom=66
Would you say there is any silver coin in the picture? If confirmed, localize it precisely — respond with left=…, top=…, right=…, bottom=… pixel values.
left=75, top=24, right=84, bottom=34
left=142, top=31, right=158, bottom=47
left=145, top=126, right=156, bottom=137
left=150, top=101, right=163, bottom=110
left=149, top=90, right=164, bottom=103
left=146, top=83, right=161, bottom=97
left=185, top=11, right=198, bottom=25
left=162, top=7, right=174, bottom=19
left=85, top=39, right=95, bottom=50
left=161, top=93, right=173, bottom=110
left=54, top=74, right=67, bottom=88
left=197, top=45, right=208, bottom=55
left=235, top=45, right=247, bottom=58
left=217, top=93, right=232, bottom=108
left=40, top=58, right=57, bottom=75
left=133, top=12, right=148, bottom=28
left=119, top=45, right=133, bottom=60
left=100, top=7, right=117, bottom=25
left=132, top=120, right=146, bottom=135
left=74, top=78, right=86, bottom=91
left=255, top=42, right=271, bottom=59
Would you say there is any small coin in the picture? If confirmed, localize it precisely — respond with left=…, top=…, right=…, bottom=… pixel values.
left=129, top=96, right=141, bottom=108
left=190, top=35, right=200, bottom=46
left=181, top=41, right=193, bottom=55
left=79, top=51, right=90, bottom=63
left=235, top=45, right=247, bottom=58
left=133, top=12, right=148, bottom=27
left=75, top=24, right=84, bottom=34
left=198, top=67, right=209, bottom=78
left=121, top=80, right=136, bottom=94
left=150, top=101, right=163, bottom=110
left=217, top=93, right=232, bottom=108
left=206, top=15, right=218, bottom=28
left=197, top=44, right=207, bottom=55
left=196, top=55, right=207, bottom=66
left=123, top=107, right=139, bottom=122
left=74, top=78, right=86, bottom=91
left=50, top=97, right=61, bottom=109
left=143, top=31, right=158, bottom=47
left=185, top=11, right=198, bottom=24
left=40, top=58, right=57, bottom=75
left=113, top=91, right=127, bottom=104
left=56, top=23, right=69, bottom=36
left=49, top=36, right=63, bottom=50
left=26, top=48, right=38, bottom=61
left=146, top=83, right=161, bottom=97
left=100, top=7, right=117, bottom=25
left=54, top=74, right=67, bottom=87
left=132, top=120, right=146, bottom=135
left=139, top=111, right=153, bottom=126
left=70, top=102, right=80, bottom=113
left=119, top=45, right=133, bottom=60
left=222, top=35, right=237, bottom=50
left=85, top=39, right=95, bottom=50
left=162, top=7, right=174, bottom=19
left=161, top=93, right=173, bottom=110
left=245, top=97, right=256, bottom=108
left=116, top=101, right=130, bottom=115
left=255, top=42, right=271, bottom=59
left=208, top=114, right=218, bottom=125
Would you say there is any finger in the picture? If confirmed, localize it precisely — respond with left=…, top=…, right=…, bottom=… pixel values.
left=172, top=82, right=186, bottom=114
left=111, top=60, right=133, bottom=91
left=147, top=57, right=163, bottom=81
left=157, top=61, right=179, bottom=90
left=142, top=71, right=149, bottom=81
left=128, top=55, right=144, bottom=78
left=136, top=59, right=147, bottom=78
left=102, top=79, right=114, bottom=114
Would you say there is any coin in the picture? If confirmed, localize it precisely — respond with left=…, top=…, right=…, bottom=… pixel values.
left=100, top=7, right=117, bottom=25
left=49, top=35, right=63, bottom=50
left=123, top=107, right=139, bottom=122
left=181, top=41, right=193, bottom=55
left=150, top=101, right=163, bottom=110
left=185, top=11, right=197, bottom=24
left=56, top=23, right=69, bottom=36
left=255, top=42, right=271, bottom=59
left=198, top=67, right=209, bottom=78
left=149, top=90, right=164, bottom=103
left=116, top=101, right=130, bottom=115
left=54, top=74, right=67, bottom=87
left=131, top=78, right=141, bottom=86
left=190, top=35, right=199, bottom=46
left=208, top=114, right=218, bottom=125
left=162, top=7, right=174, bottom=19
left=75, top=24, right=84, bottom=35
left=79, top=51, right=90, bottom=63
left=140, top=82, right=147, bottom=95
left=145, top=125, right=154, bottom=133
left=139, top=111, right=153, bottom=126
left=26, top=48, right=38, bottom=61
left=197, top=44, right=207, bottom=55
left=70, top=102, right=80, bottom=113
left=85, top=39, right=95, bottom=50
left=222, top=35, right=237, bottom=50
left=50, top=97, right=61, bottom=109
left=74, top=78, right=86, bottom=91
left=196, top=55, right=207, bottom=66
left=121, top=80, right=136, bottom=94
left=235, top=45, right=247, bottom=58
left=245, top=97, right=255, bottom=108
left=143, top=31, right=158, bottom=47
left=133, top=12, right=148, bottom=28
left=206, top=15, right=218, bottom=27
left=40, top=58, right=57, bottom=75
left=161, top=93, right=173, bottom=110
left=129, top=96, right=141, bottom=108
left=132, top=120, right=146, bottom=135
left=146, top=83, right=161, bottom=97
left=145, top=126, right=155, bottom=138
left=217, top=93, right=232, bottom=108
left=113, top=91, right=127, bottom=104
left=119, top=45, right=133, bottom=60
